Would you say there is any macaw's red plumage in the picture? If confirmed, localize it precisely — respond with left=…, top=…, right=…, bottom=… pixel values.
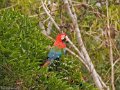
left=53, top=33, right=66, bottom=49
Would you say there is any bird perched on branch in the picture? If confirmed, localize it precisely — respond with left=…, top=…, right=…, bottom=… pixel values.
left=41, top=33, right=68, bottom=67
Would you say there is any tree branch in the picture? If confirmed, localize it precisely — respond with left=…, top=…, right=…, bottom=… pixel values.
left=63, top=0, right=109, bottom=90
left=41, top=0, right=60, bottom=31
left=106, top=0, right=115, bottom=90
left=0, top=3, right=18, bottom=12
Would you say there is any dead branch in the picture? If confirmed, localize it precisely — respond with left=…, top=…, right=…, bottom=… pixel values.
left=41, top=0, right=60, bottom=31
left=0, top=3, right=18, bottom=12
left=63, top=0, right=109, bottom=90
left=114, top=57, right=120, bottom=66
left=106, top=0, right=115, bottom=90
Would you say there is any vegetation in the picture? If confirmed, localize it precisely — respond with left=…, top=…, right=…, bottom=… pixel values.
left=0, top=0, right=120, bottom=90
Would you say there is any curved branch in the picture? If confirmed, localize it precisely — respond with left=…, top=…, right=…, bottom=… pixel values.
left=41, top=0, right=60, bottom=31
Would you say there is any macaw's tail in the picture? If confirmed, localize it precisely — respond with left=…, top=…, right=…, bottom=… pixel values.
left=42, top=60, right=51, bottom=67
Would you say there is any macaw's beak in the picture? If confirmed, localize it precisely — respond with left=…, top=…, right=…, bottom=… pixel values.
left=62, top=36, right=69, bottom=43
left=61, top=37, right=66, bottom=41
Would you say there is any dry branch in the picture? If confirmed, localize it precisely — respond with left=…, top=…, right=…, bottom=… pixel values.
left=63, top=0, right=109, bottom=90
left=106, top=0, right=115, bottom=90
left=0, top=3, right=18, bottom=12
left=41, top=0, right=60, bottom=31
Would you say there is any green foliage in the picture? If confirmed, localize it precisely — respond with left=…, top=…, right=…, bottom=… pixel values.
left=0, top=0, right=10, bottom=8
left=0, top=10, right=97, bottom=90
left=0, top=9, right=51, bottom=88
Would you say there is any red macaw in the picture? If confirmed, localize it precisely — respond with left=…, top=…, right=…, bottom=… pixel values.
left=41, top=33, right=68, bottom=67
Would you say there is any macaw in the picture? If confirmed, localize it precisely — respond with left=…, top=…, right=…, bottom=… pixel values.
left=41, top=33, right=68, bottom=67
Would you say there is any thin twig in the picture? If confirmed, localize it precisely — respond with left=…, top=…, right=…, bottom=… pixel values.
left=106, top=63, right=120, bottom=84
left=41, top=0, right=60, bottom=31
left=113, top=57, right=120, bottom=66
left=0, top=3, right=18, bottom=12
left=106, top=0, right=115, bottom=90
left=43, top=17, right=50, bottom=23
left=29, top=9, right=59, bottom=18
left=105, top=58, right=120, bottom=82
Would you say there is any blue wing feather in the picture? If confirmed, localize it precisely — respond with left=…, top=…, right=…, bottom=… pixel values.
left=47, top=48, right=62, bottom=61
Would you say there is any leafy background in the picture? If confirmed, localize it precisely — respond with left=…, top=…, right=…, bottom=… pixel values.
left=0, top=0, right=120, bottom=90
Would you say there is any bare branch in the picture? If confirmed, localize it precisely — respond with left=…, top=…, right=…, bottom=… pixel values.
left=0, top=3, right=18, bottom=12
left=47, top=20, right=53, bottom=35
left=113, top=57, right=120, bottom=66
left=66, top=36, right=89, bottom=69
left=63, top=0, right=109, bottom=89
left=41, top=0, right=60, bottom=31
left=106, top=0, right=115, bottom=89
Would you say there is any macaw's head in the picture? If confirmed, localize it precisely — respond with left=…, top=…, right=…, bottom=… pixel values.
left=54, top=33, right=68, bottom=48
left=55, top=33, right=67, bottom=42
